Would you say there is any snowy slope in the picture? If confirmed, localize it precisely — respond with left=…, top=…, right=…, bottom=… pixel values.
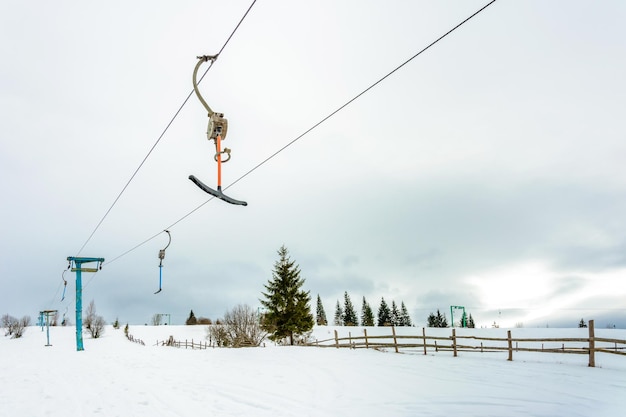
left=1, top=325, right=625, bottom=417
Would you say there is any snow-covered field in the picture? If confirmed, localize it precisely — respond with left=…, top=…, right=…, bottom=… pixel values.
left=1, top=325, right=625, bottom=417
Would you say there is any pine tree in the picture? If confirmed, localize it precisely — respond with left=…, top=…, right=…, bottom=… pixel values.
left=427, top=312, right=437, bottom=327
left=400, top=301, right=412, bottom=326
left=468, top=313, right=476, bottom=328
left=377, top=297, right=392, bottom=326
left=391, top=301, right=400, bottom=326
left=578, top=318, right=587, bottom=328
left=315, top=294, right=328, bottom=325
left=441, top=314, right=449, bottom=328
left=343, top=291, right=358, bottom=326
left=427, top=309, right=448, bottom=328
left=260, top=245, right=314, bottom=345
left=436, top=309, right=449, bottom=328
left=334, top=300, right=343, bottom=326
left=361, top=297, right=375, bottom=327
left=185, top=310, right=197, bottom=325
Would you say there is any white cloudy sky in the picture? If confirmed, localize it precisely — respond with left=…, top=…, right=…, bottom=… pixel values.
left=1, top=0, right=625, bottom=328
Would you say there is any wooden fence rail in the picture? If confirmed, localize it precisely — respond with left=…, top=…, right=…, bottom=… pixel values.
left=307, top=320, right=625, bottom=367
left=126, top=333, right=145, bottom=346
left=155, top=337, right=210, bottom=350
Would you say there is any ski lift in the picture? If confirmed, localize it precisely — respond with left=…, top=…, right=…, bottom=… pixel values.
left=61, top=269, right=68, bottom=301
left=154, top=230, right=172, bottom=294
left=188, top=55, right=247, bottom=206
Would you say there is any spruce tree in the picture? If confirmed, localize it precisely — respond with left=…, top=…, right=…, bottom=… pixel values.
left=427, top=312, right=437, bottom=327
left=260, top=245, right=314, bottom=345
left=436, top=309, right=449, bottom=328
left=400, top=301, right=412, bottom=326
left=315, top=294, right=328, bottom=325
left=361, top=297, right=375, bottom=327
left=427, top=309, right=448, bottom=328
left=377, top=297, right=391, bottom=326
left=391, top=301, right=400, bottom=326
left=468, top=313, right=476, bottom=328
left=343, top=291, right=358, bottom=326
left=186, top=310, right=197, bottom=325
left=334, top=300, right=343, bottom=326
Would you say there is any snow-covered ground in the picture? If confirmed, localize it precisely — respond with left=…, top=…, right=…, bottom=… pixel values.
left=1, top=325, right=625, bottom=417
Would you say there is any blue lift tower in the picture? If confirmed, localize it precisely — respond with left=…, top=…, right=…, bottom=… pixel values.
left=67, top=257, right=104, bottom=351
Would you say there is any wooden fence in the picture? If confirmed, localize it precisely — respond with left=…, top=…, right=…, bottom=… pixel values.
left=126, top=333, right=145, bottom=346
left=155, top=336, right=210, bottom=349
left=308, top=320, right=625, bottom=367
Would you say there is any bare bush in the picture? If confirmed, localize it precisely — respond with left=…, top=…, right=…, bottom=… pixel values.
left=2, top=314, right=16, bottom=336
left=84, top=300, right=96, bottom=330
left=2, top=315, right=30, bottom=338
left=151, top=314, right=163, bottom=326
left=13, top=316, right=31, bottom=338
left=88, top=315, right=106, bottom=338
left=206, top=324, right=230, bottom=347
left=223, top=304, right=266, bottom=347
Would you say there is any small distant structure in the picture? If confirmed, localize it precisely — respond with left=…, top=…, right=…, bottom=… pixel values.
left=40, top=310, right=58, bottom=346
left=156, top=313, right=171, bottom=325
left=37, top=312, right=45, bottom=329
left=450, top=305, right=467, bottom=328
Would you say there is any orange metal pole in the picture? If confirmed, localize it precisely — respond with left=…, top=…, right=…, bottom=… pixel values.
left=216, top=134, right=222, bottom=188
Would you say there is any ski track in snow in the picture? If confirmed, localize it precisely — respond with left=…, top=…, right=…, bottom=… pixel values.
left=1, top=325, right=625, bottom=417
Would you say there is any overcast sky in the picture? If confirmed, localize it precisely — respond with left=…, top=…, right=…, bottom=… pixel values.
left=2, top=1, right=625, bottom=328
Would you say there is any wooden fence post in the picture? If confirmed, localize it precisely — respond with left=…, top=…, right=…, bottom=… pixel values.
left=588, top=320, right=595, bottom=368
left=422, top=327, right=427, bottom=355
left=334, top=329, right=339, bottom=349
left=507, top=330, right=513, bottom=361
left=364, top=329, right=369, bottom=349
left=452, top=328, right=457, bottom=357
left=349, top=332, right=352, bottom=349
left=392, top=326, right=399, bottom=353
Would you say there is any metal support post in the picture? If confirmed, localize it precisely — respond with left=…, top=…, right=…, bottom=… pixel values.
left=67, top=257, right=104, bottom=351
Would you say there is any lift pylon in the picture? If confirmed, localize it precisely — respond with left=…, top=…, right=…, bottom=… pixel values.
left=67, top=257, right=104, bottom=351
left=450, top=305, right=467, bottom=328
left=40, top=310, right=58, bottom=346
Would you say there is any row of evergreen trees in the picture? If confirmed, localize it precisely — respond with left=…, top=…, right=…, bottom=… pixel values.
left=184, top=246, right=478, bottom=347
left=426, top=309, right=476, bottom=328
left=315, top=292, right=413, bottom=327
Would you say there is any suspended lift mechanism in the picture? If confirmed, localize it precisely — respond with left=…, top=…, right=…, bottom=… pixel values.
left=154, top=230, right=172, bottom=294
left=61, top=267, right=69, bottom=301
left=188, top=55, right=247, bottom=206
left=61, top=305, right=69, bottom=326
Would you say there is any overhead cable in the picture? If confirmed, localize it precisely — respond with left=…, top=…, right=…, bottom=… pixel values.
left=74, top=0, right=258, bottom=257
left=104, top=0, right=498, bottom=266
